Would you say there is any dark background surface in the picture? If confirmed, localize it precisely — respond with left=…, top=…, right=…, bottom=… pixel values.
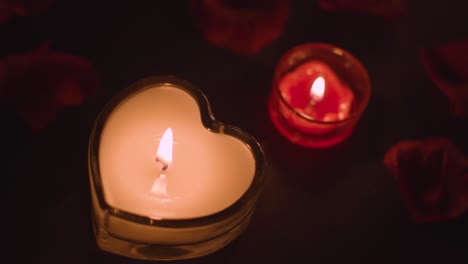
left=3, top=0, right=468, bottom=263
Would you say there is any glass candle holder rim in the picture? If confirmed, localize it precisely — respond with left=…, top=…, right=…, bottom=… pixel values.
left=88, top=75, right=266, bottom=228
left=274, top=42, right=371, bottom=124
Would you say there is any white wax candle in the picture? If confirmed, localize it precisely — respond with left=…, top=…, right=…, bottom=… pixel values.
left=99, top=85, right=255, bottom=220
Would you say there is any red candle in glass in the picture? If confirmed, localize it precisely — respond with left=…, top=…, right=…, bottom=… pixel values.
left=269, top=43, right=371, bottom=148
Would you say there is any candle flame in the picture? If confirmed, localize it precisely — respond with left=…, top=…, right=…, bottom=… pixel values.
left=156, top=128, right=173, bottom=170
left=310, top=77, right=325, bottom=102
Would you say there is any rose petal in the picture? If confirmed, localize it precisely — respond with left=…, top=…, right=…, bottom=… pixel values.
left=0, top=4, right=17, bottom=23
left=0, top=0, right=52, bottom=23
left=19, top=0, right=53, bottom=16
left=420, top=37, right=468, bottom=118
left=0, top=43, right=99, bottom=132
left=318, top=0, right=406, bottom=21
left=190, top=0, right=290, bottom=55
left=384, top=137, right=468, bottom=223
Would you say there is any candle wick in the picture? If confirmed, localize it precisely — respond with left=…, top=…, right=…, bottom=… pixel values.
left=150, top=174, right=168, bottom=197
left=155, top=156, right=169, bottom=171
left=304, top=100, right=317, bottom=116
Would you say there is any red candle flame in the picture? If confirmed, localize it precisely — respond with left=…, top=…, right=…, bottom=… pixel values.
left=310, top=76, right=325, bottom=102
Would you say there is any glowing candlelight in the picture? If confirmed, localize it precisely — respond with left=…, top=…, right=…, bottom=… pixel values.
left=98, top=85, right=256, bottom=219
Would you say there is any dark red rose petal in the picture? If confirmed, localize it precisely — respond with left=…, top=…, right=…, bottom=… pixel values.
left=384, top=137, right=468, bottom=223
left=0, top=0, right=52, bottom=23
left=20, top=0, right=54, bottom=16
left=0, top=3, right=18, bottom=23
left=190, top=0, right=290, bottom=55
left=318, top=0, right=406, bottom=21
left=420, top=37, right=468, bottom=118
left=0, top=43, right=99, bottom=132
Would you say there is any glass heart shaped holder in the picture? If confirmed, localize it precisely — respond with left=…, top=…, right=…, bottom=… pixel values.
left=88, top=76, right=266, bottom=261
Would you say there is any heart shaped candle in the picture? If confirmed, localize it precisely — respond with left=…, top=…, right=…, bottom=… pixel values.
left=88, top=76, right=265, bottom=260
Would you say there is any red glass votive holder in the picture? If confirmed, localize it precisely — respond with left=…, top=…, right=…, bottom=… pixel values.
left=268, top=43, right=371, bottom=148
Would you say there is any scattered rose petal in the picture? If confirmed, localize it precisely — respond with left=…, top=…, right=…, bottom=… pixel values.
left=384, top=137, right=468, bottom=223
left=0, top=42, right=99, bottom=132
left=420, top=37, right=468, bottom=118
left=318, top=0, right=406, bottom=22
left=190, top=0, right=291, bottom=55
left=0, top=0, right=53, bottom=23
